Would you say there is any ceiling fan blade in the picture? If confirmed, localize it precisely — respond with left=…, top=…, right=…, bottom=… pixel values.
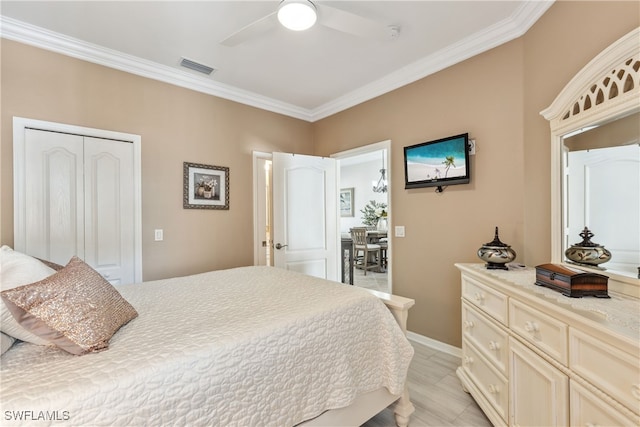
left=220, top=12, right=278, bottom=47
left=319, top=5, right=393, bottom=41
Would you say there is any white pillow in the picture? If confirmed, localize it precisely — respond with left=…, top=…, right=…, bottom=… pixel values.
left=1, top=331, right=16, bottom=356
left=0, top=246, right=55, bottom=344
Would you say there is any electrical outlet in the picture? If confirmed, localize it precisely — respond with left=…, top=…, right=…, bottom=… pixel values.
left=154, top=229, right=163, bottom=241
left=395, top=226, right=405, bottom=238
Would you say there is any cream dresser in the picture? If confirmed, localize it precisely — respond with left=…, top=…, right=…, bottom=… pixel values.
left=455, top=263, right=640, bottom=426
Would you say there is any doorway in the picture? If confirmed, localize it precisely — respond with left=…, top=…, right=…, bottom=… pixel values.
left=252, top=152, right=338, bottom=280
left=333, top=140, right=391, bottom=294
left=252, top=142, right=390, bottom=292
left=253, top=155, right=273, bottom=266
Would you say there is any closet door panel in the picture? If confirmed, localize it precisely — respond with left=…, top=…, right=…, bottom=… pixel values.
left=24, top=129, right=84, bottom=264
left=84, top=137, right=135, bottom=285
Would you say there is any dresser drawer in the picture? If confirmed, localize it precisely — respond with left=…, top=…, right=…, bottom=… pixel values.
left=461, top=275, right=508, bottom=325
left=509, top=299, right=567, bottom=365
left=462, top=301, right=509, bottom=376
left=570, top=328, right=640, bottom=415
left=462, top=339, right=508, bottom=422
left=570, top=379, right=639, bottom=426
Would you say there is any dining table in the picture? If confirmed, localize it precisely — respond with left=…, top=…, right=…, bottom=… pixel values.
left=366, top=230, right=387, bottom=244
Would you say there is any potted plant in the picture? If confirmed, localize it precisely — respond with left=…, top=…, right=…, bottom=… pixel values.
left=360, top=200, right=387, bottom=228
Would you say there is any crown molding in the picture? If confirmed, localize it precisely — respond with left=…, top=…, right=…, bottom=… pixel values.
left=0, top=16, right=314, bottom=122
left=309, top=0, right=554, bottom=121
left=1, top=1, right=553, bottom=123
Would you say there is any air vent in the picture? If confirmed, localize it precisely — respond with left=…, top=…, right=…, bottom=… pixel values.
left=180, top=58, right=215, bottom=75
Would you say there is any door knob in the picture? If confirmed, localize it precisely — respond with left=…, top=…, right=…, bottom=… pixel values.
left=275, top=243, right=288, bottom=250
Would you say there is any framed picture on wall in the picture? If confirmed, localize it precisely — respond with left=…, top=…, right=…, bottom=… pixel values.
left=183, top=162, right=230, bottom=210
left=340, top=188, right=354, bottom=217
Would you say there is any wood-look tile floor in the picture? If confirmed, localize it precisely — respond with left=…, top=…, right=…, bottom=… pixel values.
left=352, top=268, right=389, bottom=293
left=362, top=341, right=492, bottom=427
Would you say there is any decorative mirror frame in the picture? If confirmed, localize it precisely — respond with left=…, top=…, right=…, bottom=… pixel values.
left=541, top=27, right=640, bottom=295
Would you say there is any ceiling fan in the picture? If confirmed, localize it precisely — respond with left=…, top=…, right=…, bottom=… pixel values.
left=220, top=0, right=399, bottom=47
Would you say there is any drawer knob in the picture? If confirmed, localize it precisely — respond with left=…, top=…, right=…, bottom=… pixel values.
left=632, top=384, right=640, bottom=399
left=474, top=292, right=485, bottom=304
left=524, top=321, right=539, bottom=333
left=464, top=320, right=475, bottom=329
left=488, top=341, right=500, bottom=351
left=488, top=384, right=500, bottom=394
left=463, top=356, right=474, bottom=366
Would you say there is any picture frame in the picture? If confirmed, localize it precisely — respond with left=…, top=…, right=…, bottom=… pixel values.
left=183, top=162, right=229, bottom=210
left=340, top=187, right=354, bottom=217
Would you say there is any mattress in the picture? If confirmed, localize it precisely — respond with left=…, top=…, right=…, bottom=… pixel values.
left=1, top=266, right=413, bottom=426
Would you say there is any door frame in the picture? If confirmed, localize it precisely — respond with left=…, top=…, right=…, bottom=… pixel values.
left=252, top=151, right=273, bottom=266
left=331, top=140, right=392, bottom=292
left=13, top=117, right=143, bottom=282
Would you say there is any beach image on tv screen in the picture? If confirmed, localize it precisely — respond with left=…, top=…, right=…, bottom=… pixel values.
left=406, top=136, right=467, bottom=182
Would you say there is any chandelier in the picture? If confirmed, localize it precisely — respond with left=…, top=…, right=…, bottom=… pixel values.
left=372, top=151, right=388, bottom=193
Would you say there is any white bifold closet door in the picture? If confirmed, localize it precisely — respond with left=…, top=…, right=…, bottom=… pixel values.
left=21, top=128, right=135, bottom=284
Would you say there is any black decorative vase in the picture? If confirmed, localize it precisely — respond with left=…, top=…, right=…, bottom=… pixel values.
left=564, top=227, right=611, bottom=269
left=477, top=227, right=517, bottom=270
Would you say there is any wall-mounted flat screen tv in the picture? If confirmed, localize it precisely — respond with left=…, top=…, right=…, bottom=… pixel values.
left=404, top=133, right=470, bottom=191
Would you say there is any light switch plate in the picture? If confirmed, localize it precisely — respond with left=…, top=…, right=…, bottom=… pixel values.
left=395, top=226, right=405, bottom=238
left=154, top=229, right=163, bottom=241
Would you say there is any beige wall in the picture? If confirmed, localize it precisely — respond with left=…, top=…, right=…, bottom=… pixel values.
left=313, top=1, right=639, bottom=346
left=0, top=40, right=314, bottom=281
left=314, top=38, right=526, bottom=347
left=1, top=2, right=638, bottom=348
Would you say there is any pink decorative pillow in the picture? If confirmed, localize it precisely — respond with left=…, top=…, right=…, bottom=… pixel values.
left=1, top=256, right=138, bottom=355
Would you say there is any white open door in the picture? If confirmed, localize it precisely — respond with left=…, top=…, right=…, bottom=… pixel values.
left=567, top=144, right=640, bottom=276
left=272, top=152, right=339, bottom=281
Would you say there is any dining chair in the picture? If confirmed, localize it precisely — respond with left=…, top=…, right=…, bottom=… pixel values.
left=350, top=227, right=381, bottom=275
left=378, top=237, right=388, bottom=271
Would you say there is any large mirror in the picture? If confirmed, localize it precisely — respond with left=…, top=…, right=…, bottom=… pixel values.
left=562, top=112, right=639, bottom=277
left=542, top=27, right=640, bottom=296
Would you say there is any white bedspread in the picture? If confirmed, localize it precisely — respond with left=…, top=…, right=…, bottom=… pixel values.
left=1, top=266, right=413, bottom=426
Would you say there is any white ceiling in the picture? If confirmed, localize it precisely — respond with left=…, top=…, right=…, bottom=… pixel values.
left=0, top=1, right=553, bottom=122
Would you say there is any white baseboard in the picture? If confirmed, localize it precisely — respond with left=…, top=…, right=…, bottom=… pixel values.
left=406, top=331, right=462, bottom=359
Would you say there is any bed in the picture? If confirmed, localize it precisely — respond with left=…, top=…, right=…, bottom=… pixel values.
left=0, top=249, right=415, bottom=427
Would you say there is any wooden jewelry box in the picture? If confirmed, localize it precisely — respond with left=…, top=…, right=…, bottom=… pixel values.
left=534, top=263, right=609, bottom=298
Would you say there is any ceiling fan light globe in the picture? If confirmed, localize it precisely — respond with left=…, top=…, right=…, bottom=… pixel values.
left=277, top=0, right=317, bottom=31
